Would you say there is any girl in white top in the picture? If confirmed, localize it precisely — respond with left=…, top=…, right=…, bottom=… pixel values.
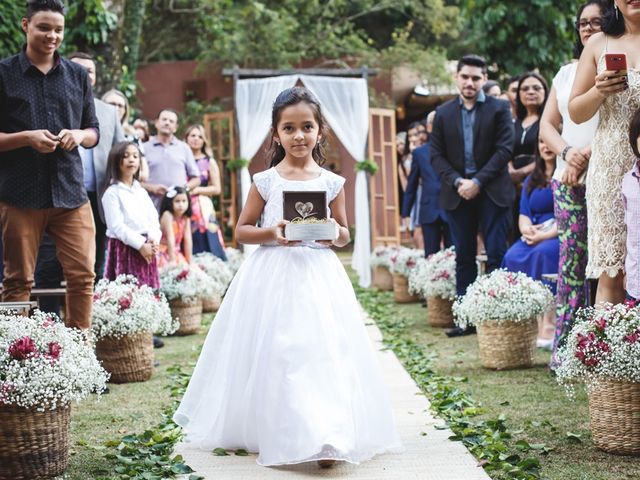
left=173, top=87, right=401, bottom=468
left=102, top=141, right=161, bottom=288
left=539, top=0, right=602, bottom=367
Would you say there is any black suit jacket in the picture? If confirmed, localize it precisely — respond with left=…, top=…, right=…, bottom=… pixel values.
left=430, top=96, right=515, bottom=210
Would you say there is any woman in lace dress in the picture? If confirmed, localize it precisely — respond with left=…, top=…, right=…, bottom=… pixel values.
left=569, top=0, right=640, bottom=304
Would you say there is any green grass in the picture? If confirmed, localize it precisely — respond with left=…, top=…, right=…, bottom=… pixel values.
left=64, top=315, right=211, bottom=480
left=381, top=293, right=640, bottom=480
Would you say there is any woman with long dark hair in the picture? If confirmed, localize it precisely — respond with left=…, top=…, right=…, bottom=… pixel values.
left=540, top=0, right=606, bottom=366
left=569, top=0, right=640, bottom=304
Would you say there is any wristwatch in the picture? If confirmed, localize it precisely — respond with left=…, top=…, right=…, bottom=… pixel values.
left=561, top=145, right=572, bottom=161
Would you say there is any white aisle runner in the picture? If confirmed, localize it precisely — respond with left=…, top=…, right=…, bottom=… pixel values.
left=175, top=309, right=490, bottom=480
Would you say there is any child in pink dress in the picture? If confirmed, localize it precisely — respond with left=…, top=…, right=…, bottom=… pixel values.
left=157, top=186, right=193, bottom=268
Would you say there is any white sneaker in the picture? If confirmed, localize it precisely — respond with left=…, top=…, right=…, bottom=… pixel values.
left=536, top=338, right=553, bottom=351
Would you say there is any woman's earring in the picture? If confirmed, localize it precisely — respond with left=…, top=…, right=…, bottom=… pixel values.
left=615, top=3, right=619, bottom=20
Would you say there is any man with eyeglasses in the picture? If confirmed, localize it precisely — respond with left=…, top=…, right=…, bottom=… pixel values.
left=430, top=54, right=515, bottom=337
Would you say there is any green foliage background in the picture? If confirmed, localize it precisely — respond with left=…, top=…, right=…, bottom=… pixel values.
left=0, top=0, right=599, bottom=98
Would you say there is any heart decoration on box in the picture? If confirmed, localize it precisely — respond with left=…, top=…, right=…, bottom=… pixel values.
left=295, top=201, right=316, bottom=219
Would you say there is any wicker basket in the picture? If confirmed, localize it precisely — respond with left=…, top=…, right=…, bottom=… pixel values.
left=588, top=378, right=640, bottom=455
left=392, top=273, right=419, bottom=303
left=427, top=296, right=455, bottom=328
left=0, top=404, right=71, bottom=480
left=95, top=331, right=154, bottom=384
left=170, top=298, right=203, bottom=335
left=202, top=295, right=221, bottom=313
left=476, top=318, right=538, bottom=370
left=373, top=266, right=394, bottom=291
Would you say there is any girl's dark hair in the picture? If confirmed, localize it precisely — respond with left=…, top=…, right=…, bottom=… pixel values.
left=515, top=72, right=549, bottom=120
left=26, top=0, right=65, bottom=18
left=574, top=1, right=609, bottom=58
left=159, top=186, right=192, bottom=218
left=526, top=141, right=555, bottom=195
left=103, top=141, right=141, bottom=191
left=269, top=87, right=329, bottom=167
left=629, top=107, right=640, bottom=158
left=601, top=0, right=624, bottom=37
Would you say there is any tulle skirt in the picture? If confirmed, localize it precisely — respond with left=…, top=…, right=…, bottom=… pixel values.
left=173, top=245, right=402, bottom=466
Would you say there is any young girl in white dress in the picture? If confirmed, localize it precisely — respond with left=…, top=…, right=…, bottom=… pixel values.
left=173, top=86, right=402, bottom=468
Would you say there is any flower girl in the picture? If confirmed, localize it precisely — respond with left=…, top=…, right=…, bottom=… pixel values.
left=102, top=141, right=161, bottom=288
left=173, top=87, right=401, bottom=467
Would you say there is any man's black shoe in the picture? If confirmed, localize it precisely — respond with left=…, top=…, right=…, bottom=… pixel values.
left=153, top=336, right=164, bottom=349
left=446, top=326, right=477, bottom=338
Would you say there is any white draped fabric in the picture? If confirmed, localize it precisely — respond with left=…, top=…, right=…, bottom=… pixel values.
left=235, top=75, right=371, bottom=286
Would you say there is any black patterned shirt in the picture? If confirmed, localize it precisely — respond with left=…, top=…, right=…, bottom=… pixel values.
left=0, top=50, right=99, bottom=209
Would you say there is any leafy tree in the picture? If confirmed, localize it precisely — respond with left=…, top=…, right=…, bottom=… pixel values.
left=0, top=0, right=24, bottom=59
left=459, top=0, right=579, bottom=81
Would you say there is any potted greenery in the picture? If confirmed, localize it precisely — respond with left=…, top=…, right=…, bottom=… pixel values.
left=193, top=252, right=233, bottom=312
left=556, top=301, right=640, bottom=455
left=160, top=264, right=217, bottom=335
left=92, top=275, right=177, bottom=383
left=0, top=311, right=108, bottom=479
left=453, top=269, right=553, bottom=370
left=388, top=247, right=423, bottom=303
left=370, top=245, right=399, bottom=291
left=409, top=247, right=457, bottom=327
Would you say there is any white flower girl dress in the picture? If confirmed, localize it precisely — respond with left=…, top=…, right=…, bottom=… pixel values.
left=173, top=167, right=402, bottom=466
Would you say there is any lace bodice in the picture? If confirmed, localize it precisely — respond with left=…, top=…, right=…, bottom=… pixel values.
left=253, top=167, right=345, bottom=243
left=585, top=53, right=640, bottom=278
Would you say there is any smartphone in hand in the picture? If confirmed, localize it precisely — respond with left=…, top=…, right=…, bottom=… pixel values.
left=605, top=53, right=628, bottom=74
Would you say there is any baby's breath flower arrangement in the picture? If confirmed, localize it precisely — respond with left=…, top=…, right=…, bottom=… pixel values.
left=453, top=269, right=554, bottom=329
left=159, top=263, right=217, bottom=304
left=91, top=275, right=177, bottom=340
left=388, top=247, right=423, bottom=277
left=224, top=247, right=245, bottom=275
left=408, top=247, right=456, bottom=300
left=193, top=252, right=233, bottom=295
left=0, top=311, right=108, bottom=411
left=370, top=245, right=400, bottom=268
left=556, top=302, right=640, bottom=395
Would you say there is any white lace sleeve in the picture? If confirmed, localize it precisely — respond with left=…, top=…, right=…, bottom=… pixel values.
left=326, top=171, right=346, bottom=202
left=253, top=169, right=272, bottom=201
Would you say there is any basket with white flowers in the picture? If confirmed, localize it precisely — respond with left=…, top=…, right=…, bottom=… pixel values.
left=370, top=245, right=400, bottom=291
left=92, top=275, right=176, bottom=383
left=224, top=247, right=245, bottom=275
left=193, top=252, right=233, bottom=312
left=408, top=247, right=457, bottom=327
left=453, top=269, right=554, bottom=369
left=0, top=311, right=108, bottom=480
left=555, top=301, right=640, bottom=455
left=160, top=264, right=217, bottom=335
left=388, top=247, right=423, bottom=303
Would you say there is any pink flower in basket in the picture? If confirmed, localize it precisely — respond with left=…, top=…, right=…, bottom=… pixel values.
left=118, top=296, right=132, bottom=312
left=42, top=315, right=56, bottom=328
left=406, top=258, right=416, bottom=268
left=176, top=269, right=189, bottom=281
left=0, top=382, right=15, bottom=402
left=8, top=336, right=38, bottom=361
left=45, top=342, right=61, bottom=362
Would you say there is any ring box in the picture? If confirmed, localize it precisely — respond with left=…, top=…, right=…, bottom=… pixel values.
left=283, top=190, right=336, bottom=241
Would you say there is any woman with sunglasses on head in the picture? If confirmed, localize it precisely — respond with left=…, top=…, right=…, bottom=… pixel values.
left=569, top=0, right=640, bottom=305
left=540, top=1, right=606, bottom=367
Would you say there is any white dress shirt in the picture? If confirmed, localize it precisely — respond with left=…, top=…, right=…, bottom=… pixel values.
left=102, top=180, right=162, bottom=250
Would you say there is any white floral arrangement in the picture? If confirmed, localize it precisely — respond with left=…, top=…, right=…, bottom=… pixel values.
left=388, top=247, right=423, bottom=277
left=159, top=263, right=218, bottom=304
left=370, top=245, right=400, bottom=268
left=224, top=247, right=245, bottom=275
left=92, top=275, right=177, bottom=340
left=0, top=311, right=108, bottom=411
left=193, top=252, right=233, bottom=296
left=556, top=301, right=640, bottom=396
left=452, top=269, right=554, bottom=329
left=408, top=247, right=456, bottom=300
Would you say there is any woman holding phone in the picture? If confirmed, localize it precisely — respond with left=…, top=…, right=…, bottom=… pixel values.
left=569, top=0, right=640, bottom=304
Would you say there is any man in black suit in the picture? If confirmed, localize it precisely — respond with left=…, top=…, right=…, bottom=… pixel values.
left=430, top=54, right=515, bottom=336
left=401, top=112, right=453, bottom=257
